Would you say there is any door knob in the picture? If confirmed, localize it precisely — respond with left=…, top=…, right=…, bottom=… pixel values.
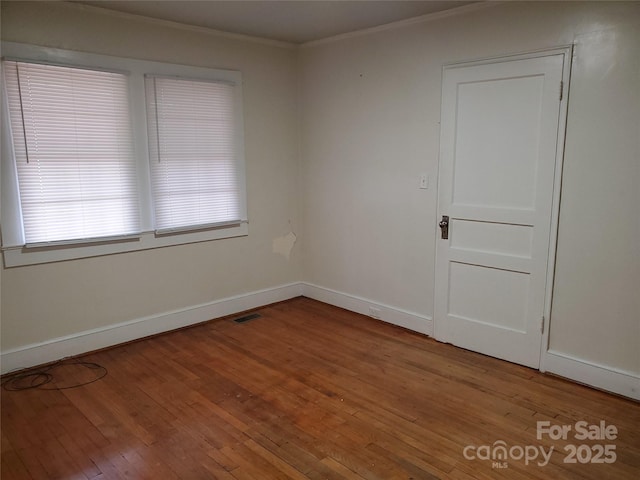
left=439, top=215, right=449, bottom=239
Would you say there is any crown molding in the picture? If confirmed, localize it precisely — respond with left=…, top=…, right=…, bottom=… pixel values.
left=301, top=1, right=498, bottom=49
left=63, top=1, right=297, bottom=50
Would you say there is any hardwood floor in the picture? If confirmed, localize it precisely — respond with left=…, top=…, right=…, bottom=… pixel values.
left=2, top=297, right=639, bottom=479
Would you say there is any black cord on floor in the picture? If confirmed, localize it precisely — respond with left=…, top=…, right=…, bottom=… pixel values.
left=1, top=358, right=108, bottom=391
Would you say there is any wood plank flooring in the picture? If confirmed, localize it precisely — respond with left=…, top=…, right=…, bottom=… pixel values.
left=2, top=297, right=639, bottom=479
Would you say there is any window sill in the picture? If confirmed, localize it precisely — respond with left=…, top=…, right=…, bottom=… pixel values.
left=2, top=223, right=248, bottom=267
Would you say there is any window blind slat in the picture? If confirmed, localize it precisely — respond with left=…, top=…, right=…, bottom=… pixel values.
left=4, top=60, right=140, bottom=244
left=145, top=76, right=240, bottom=231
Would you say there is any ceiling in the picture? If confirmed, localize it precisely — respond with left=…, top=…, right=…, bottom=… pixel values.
left=76, top=1, right=475, bottom=44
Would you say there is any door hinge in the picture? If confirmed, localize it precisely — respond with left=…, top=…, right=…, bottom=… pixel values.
left=559, top=81, right=564, bottom=101
left=541, top=316, right=545, bottom=334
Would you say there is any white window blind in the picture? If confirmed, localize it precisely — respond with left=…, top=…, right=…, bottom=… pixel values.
left=145, top=75, right=241, bottom=232
left=3, top=60, right=140, bottom=245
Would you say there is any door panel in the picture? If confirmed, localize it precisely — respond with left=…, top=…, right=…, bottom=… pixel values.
left=435, top=53, right=566, bottom=368
left=453, top=76, right=544, bottom=209
left=450, top=220, right=533, bottom=258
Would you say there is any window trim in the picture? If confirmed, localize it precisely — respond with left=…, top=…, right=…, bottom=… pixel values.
left=1, top=42, right=248, bottom=267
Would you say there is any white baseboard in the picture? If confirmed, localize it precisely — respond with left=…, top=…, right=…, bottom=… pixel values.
left=301, top=282, right=433, bottom=336
left=300, top=282, right=639, bottom=401
left=0, top=282, right=303, bottom=375
left=4, top=280, right=635, bottom=402
left=544, top=351, right=640, bottom=401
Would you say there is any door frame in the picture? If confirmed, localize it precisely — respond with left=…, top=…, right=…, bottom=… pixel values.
left=433, top=46, right=574, bottom=372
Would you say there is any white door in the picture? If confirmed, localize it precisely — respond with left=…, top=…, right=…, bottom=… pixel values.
left=434, top=53, right=568, bottom=369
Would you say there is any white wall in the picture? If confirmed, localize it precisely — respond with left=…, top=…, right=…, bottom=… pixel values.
left=547, top=19, right=639, bottom=372
left=0, top=2, right=301, bottom=353
left=1, top=1, right=638, bottom=397
left=299, top=1, right=639, bottom=379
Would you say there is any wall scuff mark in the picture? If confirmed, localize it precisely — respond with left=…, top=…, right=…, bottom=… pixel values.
left=272, top=231, right=297, bottom=260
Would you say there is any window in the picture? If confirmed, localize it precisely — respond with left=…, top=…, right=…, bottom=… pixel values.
left=1, top=42, right=247, bottom=267
left=145, top=76, right=241, bottom=232
left=4, top=60, right=140, bottom=245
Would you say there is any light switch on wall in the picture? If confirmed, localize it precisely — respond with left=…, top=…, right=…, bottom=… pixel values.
left=419, top=174, right=429, bottom=189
